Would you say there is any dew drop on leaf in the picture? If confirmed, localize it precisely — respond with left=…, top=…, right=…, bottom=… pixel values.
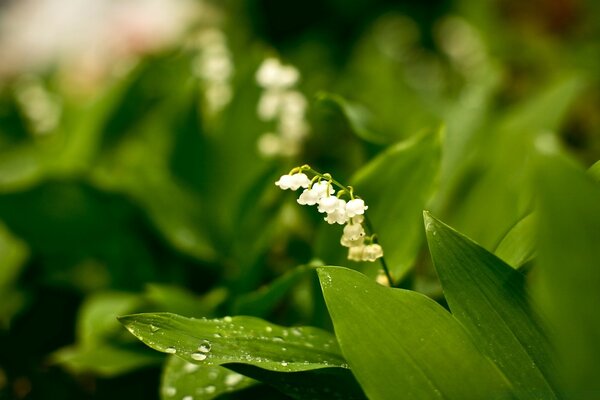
left=191, top=352, right=207, bottom=361
left=198, top=340, right=211, bottom=353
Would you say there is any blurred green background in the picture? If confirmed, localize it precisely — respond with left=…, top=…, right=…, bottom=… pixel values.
left=0, top=0, right=599, bottom=398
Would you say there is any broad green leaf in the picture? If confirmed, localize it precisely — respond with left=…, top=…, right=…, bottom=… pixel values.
left=423, top=212, right=559, bottom=399
left=316, top=92, right=391, bottom=144
left=52, top=343, right=162, bottom=377
left=533, top=150, right=600, bottom=395
left=352, top=128, right=441, bottom=281
left=318, top=266, right=512, bottom=400
left=494, top=212, right=536, bottom=269
left=227, top=364, right=366, bottom=400
left=161, top=356, right=257, bottom=400
left=119, top=313, right=347, bottom=372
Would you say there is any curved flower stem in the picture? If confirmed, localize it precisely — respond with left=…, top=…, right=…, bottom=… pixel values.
left=363, top=215, right=394, bottom=287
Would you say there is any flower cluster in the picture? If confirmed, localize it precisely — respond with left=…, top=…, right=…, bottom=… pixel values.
left=191, top=27, right=234, bottom=115
left=255, top=57, right=309, bottom=157
left=275, top=166, right=384, bottom=263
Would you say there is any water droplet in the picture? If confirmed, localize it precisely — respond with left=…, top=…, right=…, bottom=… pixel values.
left=165, top=347, right=177, bottom=354
left=291, top=328, right=302, bottom=336
left=223, top=316, right=232, bottom=323
left=281, top=361, right=288, bottom=366
left=191, top=352, right=207, bottom=361
left=205, top=385, right=216, bottom=394
left=198, top=340, right=211, bottom=353
left=213, top=333, right=222, bottom=338
left=164, top=386, right=176, bottom=396
left=265, top=326, right=273, bottom=333
left=272, top=337, right=284, bottom=342
left=281, top=347, right=287, bottom=351
left=182, top=396, right=192, bottom=400
left=225, top=373, right=243, bottom=386
left=150, top=324, right=159, bottom=333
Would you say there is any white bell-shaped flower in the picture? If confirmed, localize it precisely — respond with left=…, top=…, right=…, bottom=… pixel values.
left=341, top=235, right=363, bottom=248
left=347, top=245, right=365, bottom=261
left=275, top=174, right=294, bottom=190
left=256, top=58, right=299, bottom=89
left=298, top=181, right=334, bottom=205
left=275, top=172, right=309, bottom=191
left=362, top=243, right=384, bottom=262
left=346, top=198, right=368, bottom=218
left=324, top=199, right=348, bottom=225
left=343, top=223, right=365, bottom=241
left=290, top=173, right=310, bottom=190
left=257, top=90, right=283, bottom=121
left=311, top=181, right=333, bottom=197
left=317, top=195, right=339, bottom=214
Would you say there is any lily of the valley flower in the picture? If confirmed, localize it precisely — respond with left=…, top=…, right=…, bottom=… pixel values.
left=274, top=167, right=384, bottom=264
left=275, top=172, right=310, bottom=190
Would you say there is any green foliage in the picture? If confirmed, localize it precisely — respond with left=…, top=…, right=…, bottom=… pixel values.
left=1, top=1, right=599, bottom=399
left=533, top=149, right=600, bottom=396
left=424, top=212, right=560, bottom=399
left=161, top=356, right=256, bottom=400
left=318, top=266, right=511, bottom=399
left=352, top=128, right=442, bottom=280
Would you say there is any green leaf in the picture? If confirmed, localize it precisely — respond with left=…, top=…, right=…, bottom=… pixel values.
left=318, top=266, right=512, bottom=400
left=588, top=159, right=600, bottom=183
left=52, top=343, right=162, bottom=377
left=494, top=212, right=536, bottom=269
left=533, top=150, right=600, bottom=395
left=161, top=356, right=257, bottom=400
left=316, top=92, right=391, bottom=144
left=77, top=291, right=142, bottom=346
left=423, top=212, right=560, bottom=399
left=119, top=313, right=347, bottom=372
left=352, top=128, right=442, bottom=280
left=0, top=221, right=28, bottom=289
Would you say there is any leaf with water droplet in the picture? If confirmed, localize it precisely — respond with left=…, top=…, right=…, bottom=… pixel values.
left=119, top=313, right=347, bottom=372
left=161, top=355, right=256, bottom=400
left=424, top=211, right=560, bottom=399
left=318, top=266, right=512, bottom=400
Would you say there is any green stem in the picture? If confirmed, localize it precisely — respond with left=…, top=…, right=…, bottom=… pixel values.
left=364, top=216, right=394, bottom=287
